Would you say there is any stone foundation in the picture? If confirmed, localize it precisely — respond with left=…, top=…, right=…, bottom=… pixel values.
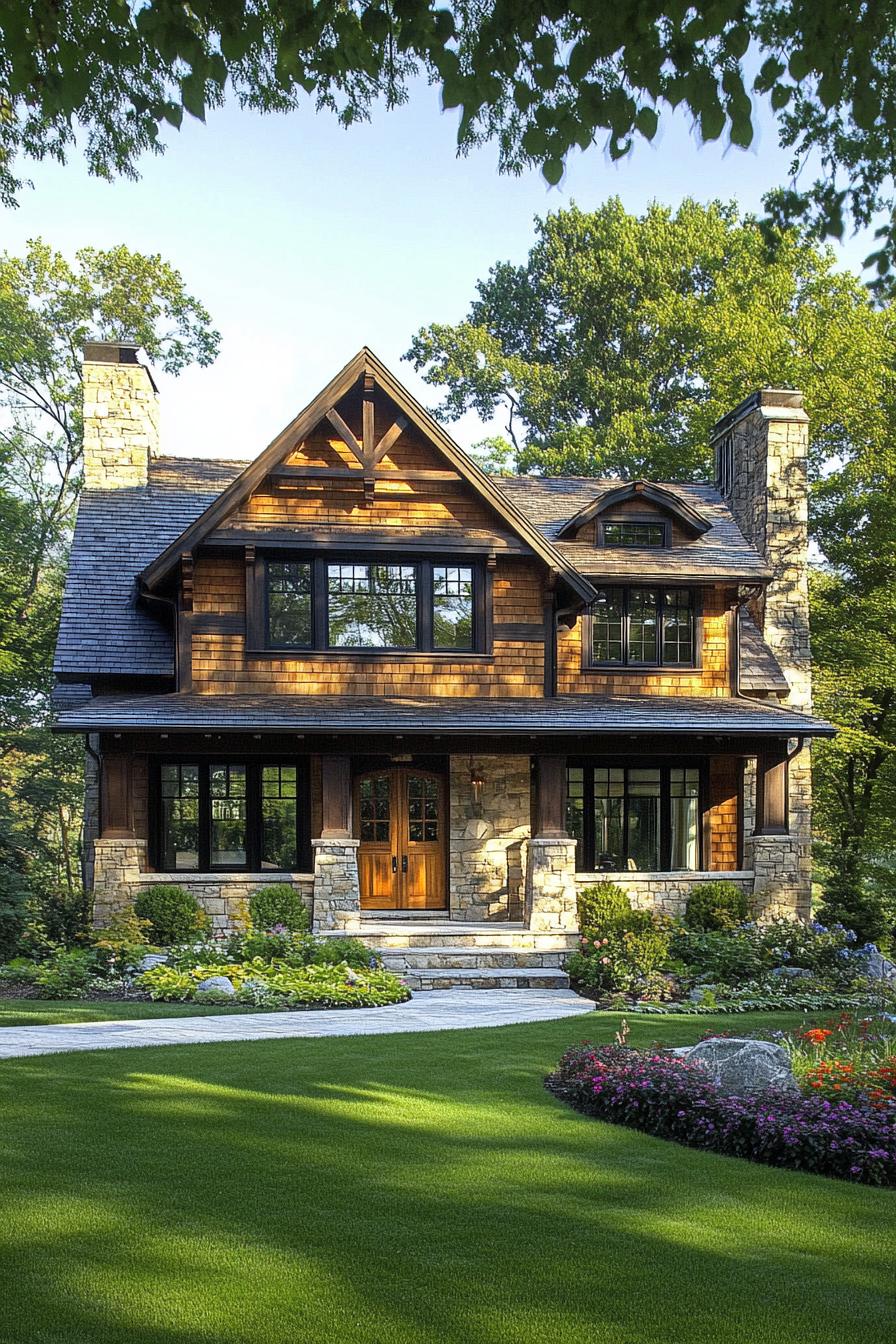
left=575, top=870, right=754, bottom=921
left=92, top=837, right=146, bottom=926
left=311, top=838, right=361, bottom=933
left=449, top=755, right=531, bottom=921
left=525, top=838, right=578, bottom=933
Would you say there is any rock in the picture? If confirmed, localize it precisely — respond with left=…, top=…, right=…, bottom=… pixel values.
left=683, top=1037, right=800, bottom=1097
left=136, top=953, right=168, bottom=972
left=344, top=968, right=360, bottom=985
left=770, top=965, right=814, bottom=979
left=857, top=944, right=896, bottom=982
left=196, top=975, right=236, bottom=996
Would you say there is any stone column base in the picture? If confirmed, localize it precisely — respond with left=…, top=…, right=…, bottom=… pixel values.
left=745, top=834, right=811, bottom=921
left=92, top=836, right=146, bottom=926
left=525, top=837, right=578, bottom=933
left=312, top=838, right=361, bottom=933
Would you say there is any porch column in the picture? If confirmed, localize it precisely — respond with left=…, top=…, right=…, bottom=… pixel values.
left=101, top=752, right=135, bottom=838
left=91, top=750, right=146, bottom=925
left=312, top=754, right=360, bottom=933
left=746, top=741, right=808, bottom=920
left=525, top=754, right=578, bottom=933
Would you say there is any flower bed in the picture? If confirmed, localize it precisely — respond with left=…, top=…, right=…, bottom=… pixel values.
left=546, top=1041, right=896, bottom=1186
left=137, top=958, right=409, bottom=1009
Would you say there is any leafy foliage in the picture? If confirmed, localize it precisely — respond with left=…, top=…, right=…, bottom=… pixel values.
left=247, top=884, right=310, bottom=934
left=576, top=882, right=632, bottom=930
left=133, top=885, right=209, bottom=946
left=3, top=6, right=896, bottom=278
left=684, top=881, right=751, bottom=932
left=137, top=958, right=408, bottom=1009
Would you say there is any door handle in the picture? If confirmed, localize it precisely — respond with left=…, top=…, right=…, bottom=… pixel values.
left=401, top=855, right=408, bottom=873
left=391, top=855, right=397, bottom=873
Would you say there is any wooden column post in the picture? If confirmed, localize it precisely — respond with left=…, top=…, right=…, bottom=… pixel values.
left=755, top=745, right=789, bottom=836
left=320, top=755, right=353, bottom=838
left=100, top=753, right=134, bottom=838
left=534, top=755, right=567, bottom=838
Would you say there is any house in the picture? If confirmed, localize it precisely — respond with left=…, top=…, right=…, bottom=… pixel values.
left=53, top=342, right=834, bottom=988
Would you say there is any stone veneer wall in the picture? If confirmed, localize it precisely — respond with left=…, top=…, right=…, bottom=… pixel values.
left=575, top=871, right=754, bottom=920
left=448, top=755, right=531, bottom=921
left=713, top=392, right=813, bottom=920
left=91, top=840, right=313, bottom=932
left=82, top=355, right=159, bottom=490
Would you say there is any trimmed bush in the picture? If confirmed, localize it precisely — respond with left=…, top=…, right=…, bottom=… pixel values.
left=684, top=880, right=750, bottom=931
left=133, top=885, right=209, bottom=946
left=577, top=882, right=631, bottom=931
left=248, top=884, right=309, bottom=934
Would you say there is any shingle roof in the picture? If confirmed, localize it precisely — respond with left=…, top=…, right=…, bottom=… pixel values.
left=739, top=612, right=791, bottom=695
left=55, top=692, right=834, bottom=737
left=493, top=477, right=771, bottom=581
left=54, top=457, right=245, bottom=678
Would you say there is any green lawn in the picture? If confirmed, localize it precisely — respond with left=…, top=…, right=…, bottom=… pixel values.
left=0, top=998, right=257, bottom=1027
left=0, top=1012, right=892, bottom=1344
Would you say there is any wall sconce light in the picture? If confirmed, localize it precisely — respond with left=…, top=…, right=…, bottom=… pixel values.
left=469, top=758, right=484, bottom=806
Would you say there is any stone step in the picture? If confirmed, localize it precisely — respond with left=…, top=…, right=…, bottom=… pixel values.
left=399, top=966, right=571, bottom=991
left=344, top=922, right=578, bottom=953
left=378, top=945, right=567, bottom=970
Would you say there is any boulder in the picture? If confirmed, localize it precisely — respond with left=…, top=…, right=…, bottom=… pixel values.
left=196, top=975, right=236, bottom=996
left=770, top=965, right=814, bottom=979
left=136, top=953, right=168, bottom=972
left=683, top=1037, right=799, bottom=1097
left=857, top=944, right=896, bottom=982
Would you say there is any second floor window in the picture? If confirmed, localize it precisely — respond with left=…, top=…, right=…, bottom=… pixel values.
left=263, top=556, right=478, bottom=652
left=590, top=587, right=695, bottom=667
left=600, top=520, right=667, bottom=547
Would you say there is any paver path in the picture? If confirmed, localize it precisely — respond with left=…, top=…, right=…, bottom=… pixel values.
left=0, top=989, right=594, bottom=1059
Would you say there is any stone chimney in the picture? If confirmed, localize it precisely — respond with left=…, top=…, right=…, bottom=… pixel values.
left=710, top=389, right=811, bottom=712
left=82, top=341, right=159, bottom=489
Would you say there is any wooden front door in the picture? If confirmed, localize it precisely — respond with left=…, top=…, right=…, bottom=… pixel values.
left=355, top=768, right=447, bottom=910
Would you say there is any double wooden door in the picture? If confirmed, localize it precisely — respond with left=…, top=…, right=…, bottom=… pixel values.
left=355, top=768, right=447, bottom=910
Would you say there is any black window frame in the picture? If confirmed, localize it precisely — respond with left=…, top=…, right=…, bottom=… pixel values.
left=258, top=554, right=485, bottom=655
left=151, top=758, right=311, bottom=873
left=585, top=585, right=699, bottom=670
left=566, top=760, right=706, bottom=873
left=597, top=516, right=670, bottom=548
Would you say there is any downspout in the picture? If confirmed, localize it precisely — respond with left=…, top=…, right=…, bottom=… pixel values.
left=84, top=733, right=102, bottom=893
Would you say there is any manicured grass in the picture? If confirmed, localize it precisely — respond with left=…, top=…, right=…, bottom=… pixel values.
left=0, top=1012, right=893, bottom=1344
left=0, top=998, right=256, bottom=1027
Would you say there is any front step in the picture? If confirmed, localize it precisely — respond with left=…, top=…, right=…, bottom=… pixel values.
left=401, top=966, right=570, bottom=991
left=347, top=921, right=578, bottom=954
left=378, top=945, right=567, bottom=971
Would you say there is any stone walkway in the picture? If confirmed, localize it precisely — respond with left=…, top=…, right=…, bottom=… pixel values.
left=0, top=989, right=594, bottom=1060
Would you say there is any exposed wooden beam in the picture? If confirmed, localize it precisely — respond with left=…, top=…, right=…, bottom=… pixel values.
left=371, top=415, right=409, bottom=466
left=325, top=408, right=364, bottom=464
left=269, top=465, right=461, bottom=483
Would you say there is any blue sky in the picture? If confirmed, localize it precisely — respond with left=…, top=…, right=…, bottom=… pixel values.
left=0, top=82, right=876, bottom=459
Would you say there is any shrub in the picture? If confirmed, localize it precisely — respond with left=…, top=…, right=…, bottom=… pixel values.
left=816, top=872, right=889, bottom=947
left=684, top=880, right=750, bottom=931
left=31, top=948, right=96, bottom=999
left=248, top=884, right=309, bottom=934
left=668, top=925, right=766, bottom=985
left=92, top=905, right=154, bottom=969
left=571, top=911, right=672, bottom=997
left=577, top=882, right=631, bottom=931
left=547, top=1042, right=896, bottom=1186
left=134, top=885, right=209, bottom=946
left=311, top=937, right=379, bottom=969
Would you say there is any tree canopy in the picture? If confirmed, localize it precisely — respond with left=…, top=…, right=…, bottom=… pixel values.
left=0, top=240, right=219, bottom=944
left=409, top=197, right=896, bottom=930
left=3, top=4, right=896, bottom=281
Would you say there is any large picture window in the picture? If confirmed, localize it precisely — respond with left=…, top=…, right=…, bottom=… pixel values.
left=259, top=556, right=482, bottom=653
left=154, top=761, right=309, bottom=872
left=566, top=763, right=702, bottom=872
left=590, top=587, right=695, bottom=667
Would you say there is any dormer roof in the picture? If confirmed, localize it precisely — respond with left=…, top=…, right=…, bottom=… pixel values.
left=556, top=479, right=711, bottom=540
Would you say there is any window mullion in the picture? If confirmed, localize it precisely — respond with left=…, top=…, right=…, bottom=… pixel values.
left=418, top=561, right=432, bottom=651
left=661, top=766, right=671, bottom=870
left=657, top=589, right=664, bottom=668
left=313, top=558, right=328, bottom=649
left=199, top=765, right=211, bottom=871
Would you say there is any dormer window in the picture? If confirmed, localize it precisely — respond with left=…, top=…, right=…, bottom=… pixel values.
left=599, top=519, right=668, bottom=548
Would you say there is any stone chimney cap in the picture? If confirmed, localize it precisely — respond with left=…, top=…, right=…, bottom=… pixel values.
left=82, top=341, right=158, bottom=391
left=710, top=388, right=807, bottom=440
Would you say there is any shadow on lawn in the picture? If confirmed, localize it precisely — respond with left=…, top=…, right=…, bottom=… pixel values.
left=0, top=1025, right=893, bottom=1344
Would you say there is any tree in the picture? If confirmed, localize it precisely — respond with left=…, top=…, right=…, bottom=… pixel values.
left=408, top=197, right=896, bottom=930
left=0, top=240, right=219, bottom=943
left=2, top=4, right=896, bottom=281
left=407, top=198, right=893, bottom=479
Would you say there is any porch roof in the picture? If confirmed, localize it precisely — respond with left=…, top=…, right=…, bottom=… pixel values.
left=55, top=692, right=835, bottom=737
